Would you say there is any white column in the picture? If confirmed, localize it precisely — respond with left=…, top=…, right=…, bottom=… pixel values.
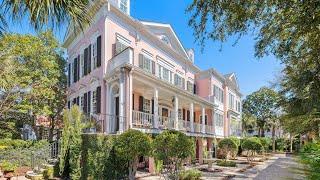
left=201, top=106, right=206, bottom=134
left=212, top=108, right=215, bottom=136
left=174, top=96, right=179, bottom=130
left=119, top=68, right=125, bottom=133
left=153, top=88, right=159, bottom=129
left=129, top=71, right=133, bottom=128
left=190, top=103, right=194, bottom=132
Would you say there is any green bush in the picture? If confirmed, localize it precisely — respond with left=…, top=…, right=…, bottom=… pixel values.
left=114, top=129, right=152, bottom=180
left=241, top=137, right=263, bottom=163
left=216, top=160, right=237, bottom=167
left=218, top=138, right=238, bottom=160
left=153, top=130, right=194, bottom=179
left=259, top=137, right=272, bottom=152
left=276, top=138, right=287, bottom=152
left=179, top=169, right=202, bottom=180
left=229, top=136, right=240, bottom=158
left=299, top=141, right=320, bottom=179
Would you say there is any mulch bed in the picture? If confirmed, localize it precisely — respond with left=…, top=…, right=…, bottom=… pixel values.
left=14, top=166, right=32, bottom=176
left=198, top=167, right=223, bottom=173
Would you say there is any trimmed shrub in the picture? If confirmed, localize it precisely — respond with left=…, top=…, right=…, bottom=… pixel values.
left=153, top=130, right=194, bottom=179
left=259, top=137, right=272, bottom=152
left=275, top=138, right=287, bottom=152
left=299, top=141, right=320, bottom=179
left=179, top=169, right=202, bottom=180
left=216, top=160, right=236, bottom=167
left=241, top=137, right=263, bottom=163
left=218, top=138, right=238, bottom=160
left=114, top=129, right=152, bottom=180
left=229, top=136, right=241, bottom=159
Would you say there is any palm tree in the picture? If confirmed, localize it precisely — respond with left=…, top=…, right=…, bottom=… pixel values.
left=241, top=112, right=257, bottom=137
left=0, top=0, right=91, bottom=35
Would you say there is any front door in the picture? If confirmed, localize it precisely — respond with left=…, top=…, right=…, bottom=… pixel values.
left=115, top=96, right=119, bottom=132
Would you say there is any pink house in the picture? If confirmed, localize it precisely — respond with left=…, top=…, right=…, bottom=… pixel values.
left=63, top=0, right=242, bottom=166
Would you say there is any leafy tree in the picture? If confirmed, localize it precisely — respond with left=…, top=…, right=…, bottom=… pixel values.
left=259, top=137, right=272, bottom=153
left=241, top=137, right=263, bottom=164
left=186, top=0, right=320, bottom=139
left=0, top=0, right=90, bottom=35
left=0, top=31, right=66, bottom=140
left=229, top=136, right=240, bottom=159
left=153, top=130, right=194, bottom=180
left=241, top=112, right=257, bottom=136
left=59, top=106, right=83, bottom=179
left=218, top=138, right=238, bottom=161
left=242, top=87, right=279, bottom=137
left=114, top=129, right=152, bottom=180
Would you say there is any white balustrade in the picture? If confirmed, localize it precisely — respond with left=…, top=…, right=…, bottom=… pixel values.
left=132, top=110, right=153, bottom=128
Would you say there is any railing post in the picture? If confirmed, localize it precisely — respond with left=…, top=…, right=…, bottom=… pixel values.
left=174, top=96, right=179, bottom=130
left=190, top=103, right=194, bottom=132
left=153, top=88, right=159, bottom=129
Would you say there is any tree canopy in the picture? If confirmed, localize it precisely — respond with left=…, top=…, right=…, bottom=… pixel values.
left=0, top=31, right=66, bottom=138
left=242, top=87, right=279, bottom=137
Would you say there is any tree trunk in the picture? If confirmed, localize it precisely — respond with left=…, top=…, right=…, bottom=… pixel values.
left=290, top=134, right=293, bottom=153
left=272, top=125, right=276, bottom=153
left=128, top=157, right=139, bottom=180
left=49, top=115, right=55, bottom=142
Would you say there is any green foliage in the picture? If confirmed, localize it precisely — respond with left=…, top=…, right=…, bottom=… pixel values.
left=275, top=138, right=287, bottom=152
left=0, top=0, right=90, bottom=35
left=179, top=169, right=202, bottom=180
left=153, top=130, right=194, bottom=179
left=216, top=160, right=237, bottom=167
left=0, top=160, right=17, bottom=171
left=218, top=138, right=238, bottom=160
left=229, top=136, right=240, bottom=147
left=259, top=137, right=272, bottom=152
left=59, top=106, right=83, bottom=179
left=114, top=129, right=152, bottom=180
left=0, top=139, right=49, bottom=167
left=241, top=112, right=257, bottom=136
left=241, top=137, right=263, bottom=163
left=242, top=87, right=280, bottom=137
left=299, top=141, right=320, bottom=179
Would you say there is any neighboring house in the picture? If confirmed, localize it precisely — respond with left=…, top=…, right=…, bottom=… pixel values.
left=63, top=0, right=242, bottom=167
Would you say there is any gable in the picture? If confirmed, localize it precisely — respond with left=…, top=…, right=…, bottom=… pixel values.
left=140, top=21, right=189, bottom=59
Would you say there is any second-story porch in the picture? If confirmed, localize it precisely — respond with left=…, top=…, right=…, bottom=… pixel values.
left=104, top=47, right=218, bottom=137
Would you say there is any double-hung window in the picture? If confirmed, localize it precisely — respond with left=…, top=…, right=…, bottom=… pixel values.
left=214, top=113, right=224, bottom=127
left=213, top=85, right=224, bottom=103
left=92, top=41, right=97, bottom=69
left=115, top=34, right=130, bottom=55
left=174, top=74, right=185, bottom=89
left=229, top=93, right=235, bottom=110
left=143, top=99, right=151, bottom=113
left=159, top=65, right=172, bottom=83
left=92, top=90, right=97, bottom=113
left=187, top=81, right=194, bottom=93
left=139, top=52, right=153, bottom=74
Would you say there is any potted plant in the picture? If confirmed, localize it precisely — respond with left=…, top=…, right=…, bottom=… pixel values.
left=1, top=161, right=16, bottom=178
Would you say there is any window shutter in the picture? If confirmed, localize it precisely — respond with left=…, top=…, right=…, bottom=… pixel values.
left=84, top=48, right=88, bottom=75
left=88, top=45, right=91, bottom=74
left=183, top=109, right=186, bottom=120
left=151, top=99, right=154, bottom=114
left=68, top=63, right=71, bottom=87
left=139, top=96, right=143, bottom=112
left=76, top=96, right=80, bottom=106
left=73, top=58, right=77, bottom=83
left=193, top=84, right=197, bottom=94
left=67, top=101, right=71, bottom=109
left=97, top=35, right=101, bottom=67
left=182, top=78, right=185, bottom=89
left=152, top=61, right=155, bottom=75
left=96, top=86, right=101, bottom=113
left=139, top=54, right=143, bottom=68
left=84, top=93, right=88, bottom=113
left=187, top=110, right=190, bottom=121
left=174, top=74, right=178, bottom=85
left=88, top=91, right=91, bottom=114
left=193, top=112, right=196, bottom=122
left=132, top=94, right=135, bottom=110
left=77, top=55, right=80, bottom=81
left=73, top=98, right=76, bottom=105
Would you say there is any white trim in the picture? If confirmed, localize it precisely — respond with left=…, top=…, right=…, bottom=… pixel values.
left=116, top=33, right=131, bottom=45
left=141, top=49, right=153, bottom=59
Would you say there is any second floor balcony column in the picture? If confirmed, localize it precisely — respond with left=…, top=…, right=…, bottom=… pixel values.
left=119, top=67, right=126, bottom=133
left=153, top=88, right=159, bottom=129
left=201, top=106, right=206, bottom=134
left=190, top=102, right=194, bottom=132
left=174, top=96, right=179, bottom=130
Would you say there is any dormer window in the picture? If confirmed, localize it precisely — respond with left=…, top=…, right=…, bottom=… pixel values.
left=119, top=0, right=128, bottom=14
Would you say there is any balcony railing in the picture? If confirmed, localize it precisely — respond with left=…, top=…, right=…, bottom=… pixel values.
left=158, top=116, right=175, bottom=130
left=132, top=110, right=153, bottom=128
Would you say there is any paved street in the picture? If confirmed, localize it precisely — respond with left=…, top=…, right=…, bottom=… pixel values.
left=254, top=154, right=306, bottom=180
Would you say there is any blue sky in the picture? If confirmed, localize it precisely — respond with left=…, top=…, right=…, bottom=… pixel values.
left=7, top=0, right=283, bottom=97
